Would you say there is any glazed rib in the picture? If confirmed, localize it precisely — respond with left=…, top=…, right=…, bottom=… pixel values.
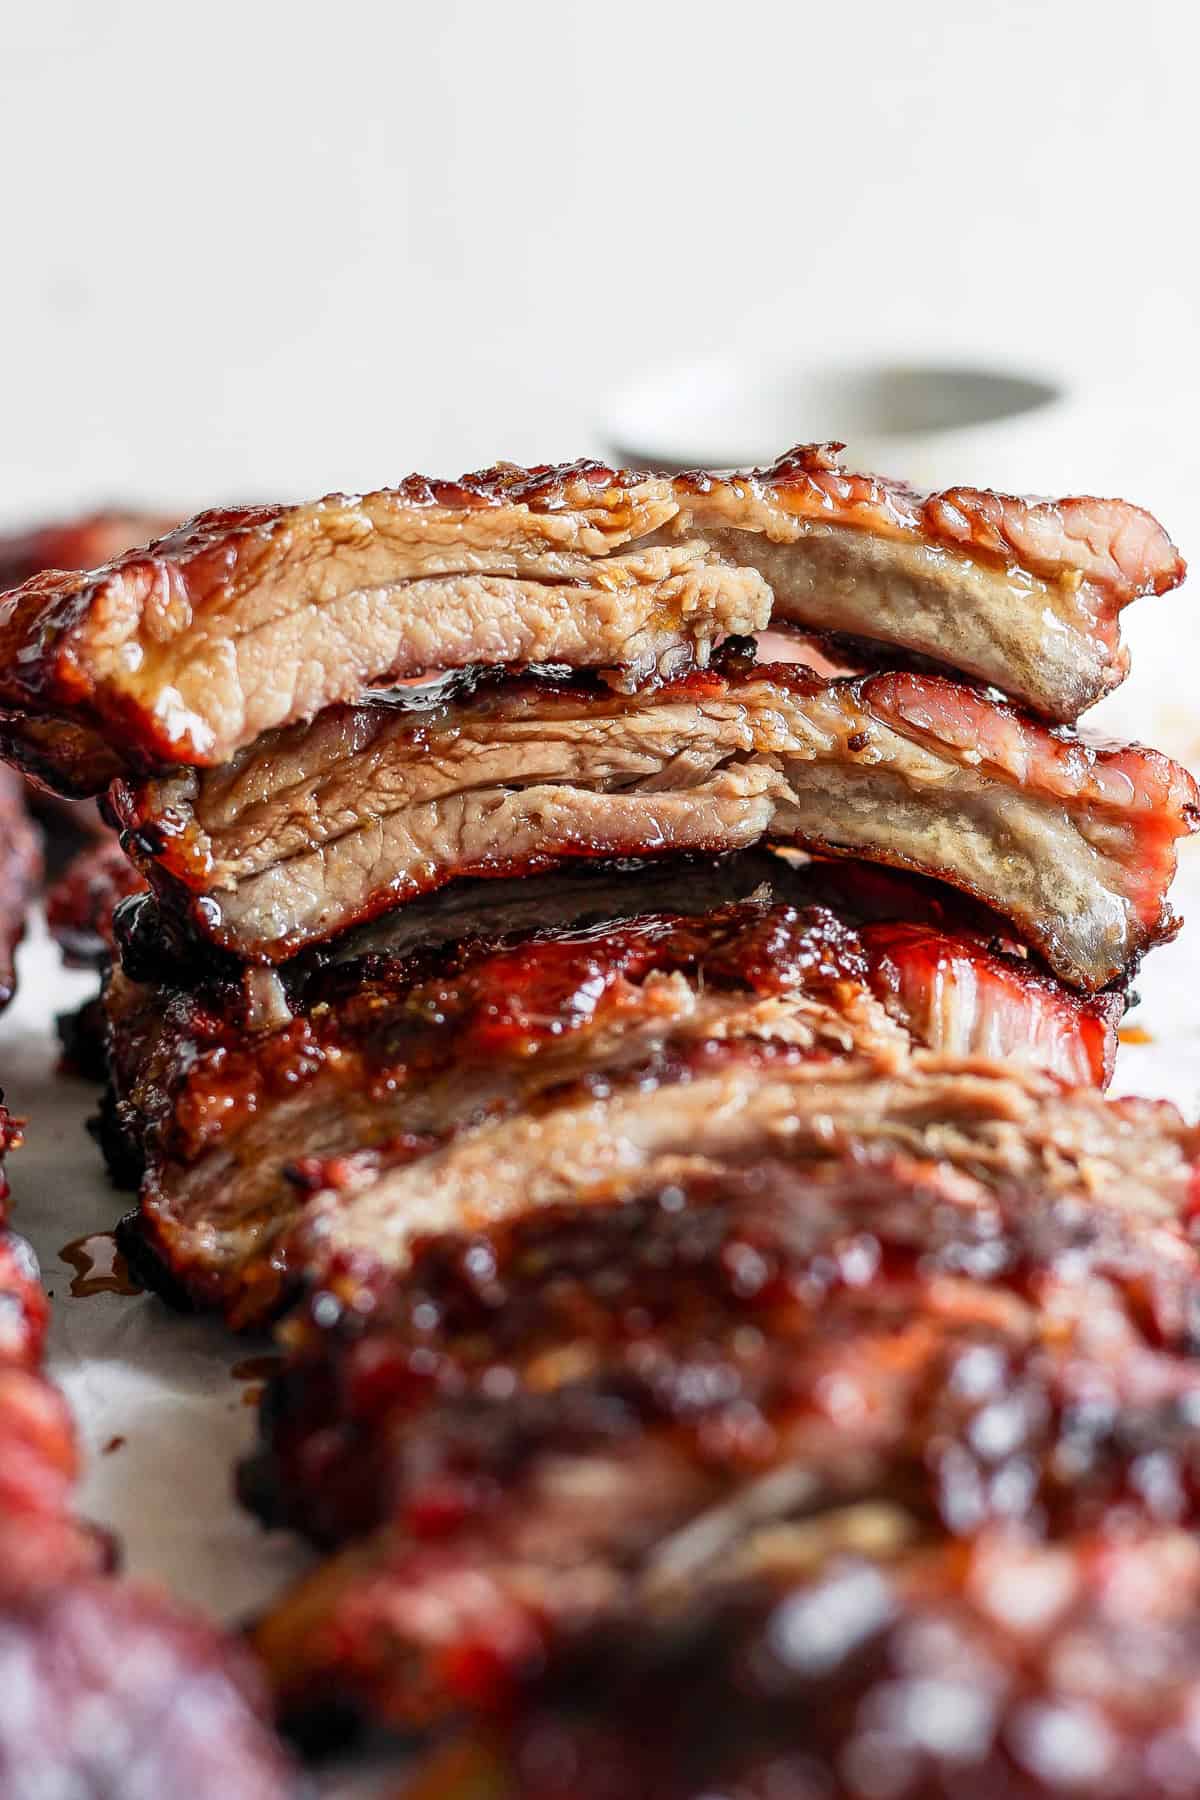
left=104, top=854, right=1124, bottom=1328
left=245, top=1144, right=1200, bottom=1735
left=0, top=509, right=176, bottom=593
left=103, top=855, right=1123, bottom=1324
left=108, top=665, right=1199, bottom=987
left=0, top=768, right=41, bottom=1012
left=0, top=447, right=1181, bottom=792
left=449, top=1529, right=1200, bottom=1800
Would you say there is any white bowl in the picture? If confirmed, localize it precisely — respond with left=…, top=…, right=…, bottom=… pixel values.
left=601, top=355, right=1071, bottom=490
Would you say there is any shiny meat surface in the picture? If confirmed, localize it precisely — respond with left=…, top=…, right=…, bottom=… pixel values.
left=246, top=1149, right=1200, bottom=1735
left=102, top=860, right=1121, bottom=1326
left=0, top=1579, right=293, bottom=1799
left=0, top=509, right=177, bottom=592
left=0, top=767, right=40, bottom=1011
left=46, top=834, right=147, bottom=969
left=0, top=447, right=1182, bottom=791
left=109, top=665, right=1199, bottom=986
left=469, top=1529, right=1200, bottom=1799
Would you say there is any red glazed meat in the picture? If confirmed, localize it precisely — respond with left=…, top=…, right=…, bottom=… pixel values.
left=0, top=447, right=1181, bottom=792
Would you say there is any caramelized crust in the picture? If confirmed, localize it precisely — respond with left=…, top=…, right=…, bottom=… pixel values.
left=104, top=857, right=1124, bottom=1328
left=470, top=1529, right=1200, bottom=1800
left=0, top=768, right=40, bottom=1012
left=0, top=447, right=1182, bottom=790
left=247, top=1149, right=1200, bottom=1735
left=109, top=664, right=1199, bottom=986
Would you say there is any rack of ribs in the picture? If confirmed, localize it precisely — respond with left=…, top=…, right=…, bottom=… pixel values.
left=0, top=447, right=1181, bottom=796
left=102, top=664, right=1198, bottom=986
left=242, top=1132, right=1200, bottom=1740
left=99, top=855, right=1126, bottom=1328
left=4, top=445, right=1192, bottom=1787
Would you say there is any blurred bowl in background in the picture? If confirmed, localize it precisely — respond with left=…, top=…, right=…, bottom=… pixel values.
left=602, top=355, right=1071, bottom=489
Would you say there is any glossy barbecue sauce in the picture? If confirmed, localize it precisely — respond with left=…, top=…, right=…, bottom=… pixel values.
left=60, top=1231, right=144, bottom=1298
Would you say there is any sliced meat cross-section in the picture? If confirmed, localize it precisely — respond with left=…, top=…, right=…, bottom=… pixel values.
left=0, top=446, right=1182, bottom=792
left=103, top=856, right=1130, bottom=1328
left=108, top=665, right=1199, bottom=988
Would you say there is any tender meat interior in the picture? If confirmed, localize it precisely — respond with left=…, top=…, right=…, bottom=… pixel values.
left=297, top=1053, right=1200, bottom=1278
left=688, top=521, right=1115, bottom=720
left=0, top=447, right=1182, bottom=788
left=126, top=672, right=1185, bottom=986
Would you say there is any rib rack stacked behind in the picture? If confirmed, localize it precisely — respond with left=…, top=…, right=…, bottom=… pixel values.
left=6, top=446, right=1197, bottom=1783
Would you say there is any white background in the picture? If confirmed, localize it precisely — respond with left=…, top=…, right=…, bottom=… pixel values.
left=0, top=0, right=1196, bottom=513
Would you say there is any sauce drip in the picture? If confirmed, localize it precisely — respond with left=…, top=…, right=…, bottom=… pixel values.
left=232, top=1354, right=283, bottom=1410
left=231, top=1354, right=284, bottom=1383
left=60, top=1232, right=143, bottom=1298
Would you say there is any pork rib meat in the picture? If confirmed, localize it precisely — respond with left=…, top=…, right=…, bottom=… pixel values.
left=103, top=855, right=1125, bottom=1327
left=107, top=665, right=1199, bottom=987
left=0, top=447, right=1181, bottom=792
left=245, top=1143, right=1200, bottom=1737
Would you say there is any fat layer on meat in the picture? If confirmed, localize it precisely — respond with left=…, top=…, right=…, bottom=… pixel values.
left=104, top=858, right=1128, bottom=1328
left=0, top=446, right=1183, bottom=790
left=108, top=666, right=1199, bottom=988
left=246, top=1143, right=1200, bottom=1736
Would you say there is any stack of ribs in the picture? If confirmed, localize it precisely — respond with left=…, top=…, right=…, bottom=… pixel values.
left=6, top=442, right=1200, bottom=1790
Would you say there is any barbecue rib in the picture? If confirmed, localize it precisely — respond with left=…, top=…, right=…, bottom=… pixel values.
left=107, top=664, right=1199, bottom=987
left=0, top=768, right=41, bottom=1012
left=0, top=510, right=181, bottom=839
left=0, top=448, right=1181, bottom=794
left=101, top=856, right=1125, bottom=1325
left=0, top=510, right=176, bottom=593
left=47, top=833, right=147, bottom=971
left=432, top=1528, right=1200, bottom=1800
left=245, top=1145, right=1200, bottom=1735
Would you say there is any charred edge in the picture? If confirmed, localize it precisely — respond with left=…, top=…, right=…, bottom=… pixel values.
left=112, top=1210, right=198, bottom=1313
left=87, top=1091, right=144, bottom=1190
left=56, top=994, right=109, bottom=1082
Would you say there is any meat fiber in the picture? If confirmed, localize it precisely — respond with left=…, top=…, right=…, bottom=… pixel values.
left=0, top=448, right=1181, bottom=792
left=100, top=857, right=1124, bottom=1327
left=245, top=1146, right=1200, bottom=1735
left=107, top=665, right=1199, bottom=988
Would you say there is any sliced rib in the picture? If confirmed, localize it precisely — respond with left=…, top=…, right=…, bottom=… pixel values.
left=0, top=446, right=1182, bottom=790
left=245, top=1148, right=1200, bottom=1734
left=101, top=856, right=1122, bottom=1326
left=108, top=665, right=1199, bottom=986
left=0, top=769, right=41, bottom=1012
left=438, top=1529, right=1200, bottom=1800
